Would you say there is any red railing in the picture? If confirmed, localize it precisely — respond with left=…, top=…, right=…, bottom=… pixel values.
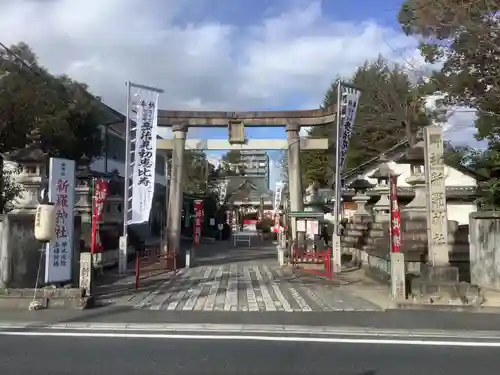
left=243, top=219, right=258, bottom=225
left=135, top=248, right=177, bottom=289
left=291, top=244, right=332, bottom=280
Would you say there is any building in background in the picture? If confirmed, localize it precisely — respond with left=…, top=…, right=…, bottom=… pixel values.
left=238, top=150, right=270, bottom=188
left=90, top=105, right=167, bottom=185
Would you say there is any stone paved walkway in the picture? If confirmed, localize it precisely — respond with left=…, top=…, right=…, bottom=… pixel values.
left=116, top=262, right=381, bottom=312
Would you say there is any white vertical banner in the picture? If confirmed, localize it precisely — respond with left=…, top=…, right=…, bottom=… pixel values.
left=45, top=157, right=76, bottom=283
left=129, top=87, right=161, bottom=225
left=337, top=84, right=361, bottom=172
left=332, top=81, right=361, bottom=273
left=274, top=182, right=283, bottom=212
left=218, top=179, right=228, bottom=205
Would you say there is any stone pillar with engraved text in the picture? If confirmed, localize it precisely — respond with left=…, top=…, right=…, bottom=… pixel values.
left=423, top=126, right=451, bottom=267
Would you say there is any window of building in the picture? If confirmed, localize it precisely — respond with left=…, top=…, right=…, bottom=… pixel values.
left=105, top=133, right=126, bottom=162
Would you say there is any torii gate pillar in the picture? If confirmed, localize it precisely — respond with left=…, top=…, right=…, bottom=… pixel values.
left=166, top=123, right=187, bottom=255
left=286, top=122, right=304, bottom=242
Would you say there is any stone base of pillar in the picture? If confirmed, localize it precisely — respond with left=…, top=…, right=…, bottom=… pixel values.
left=185, top=248, right=192, bottom=268
left=421, top=264, right=458, bottom=282
left=277, top=246, right=285, bottom=266
left=390, top=252, right=406, bottom=301
left=332, top=233, right=342, bottom=273
left=410, top=264, right=484, bottom=306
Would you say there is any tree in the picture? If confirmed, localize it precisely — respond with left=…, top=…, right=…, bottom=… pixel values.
left=220, top=150, right=244, bottom=176
left=398, top=1, right=500, bottom=209
left=276, top=150, right=288, bottom=182
left=0, top=42, right=106, bottom=211
left=398, top=1, right=500, bottom=145
left=183, top=151, right=211, bottom=195
left=301, top=56, right=432, bottom=187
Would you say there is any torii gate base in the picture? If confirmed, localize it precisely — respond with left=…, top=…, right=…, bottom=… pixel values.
left=156, top=108, right=337, bottom=263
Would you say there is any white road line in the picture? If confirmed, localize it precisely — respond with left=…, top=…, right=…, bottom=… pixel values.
left=203, top=267, right=212, bottom=279
left=243, top=266, right=259, bottom=312
left=224, top=264, right=238, bottom=311
left=288, top=287, right=312, bottom=312
left=203, top=267, right=223, bottom=311
left=134, top=273, right=176, bottom=309
left=4, top=331, right=500, bottom=347
left=253, top=265, right=276, bottom=312
left=182, top=267, right=206, bottom=311
left=148, top=269, right=187, bottom=310
left=301, top=285, right=332, bottom=312
left=214, top=266, right=228, bottom=311
left=264, top=265, right=293, bottom=312
left=193, top=267, right=214, bottom=311
left=166, top=269, right=195, bottom=311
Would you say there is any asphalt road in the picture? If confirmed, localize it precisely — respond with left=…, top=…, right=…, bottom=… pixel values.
left=1, top=334, right=499, bottom=375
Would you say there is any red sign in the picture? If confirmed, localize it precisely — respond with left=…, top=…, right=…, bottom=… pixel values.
left=273, top=213, right=281, bottom=233
left=91, top=179, right=109, bottom=254
left=193, top=200, right=204, bottom=247
left=390, top=175, right=401, bottom=253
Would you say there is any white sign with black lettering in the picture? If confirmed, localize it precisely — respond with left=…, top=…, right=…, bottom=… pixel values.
left=130, top=90, right=160, bottom=224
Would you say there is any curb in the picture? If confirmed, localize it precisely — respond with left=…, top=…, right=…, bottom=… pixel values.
left=0, top=322, right=500, bottom=339
left=392, top=302, right=500, bottom=313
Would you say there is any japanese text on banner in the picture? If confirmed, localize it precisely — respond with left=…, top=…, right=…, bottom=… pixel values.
left=130, top=90, right=159, bottom=224
left=338, top=86, right=361, bottom=172
left=390, top=175, right=401, bottom=253
left=91, top=179, right=109, bottom=254
left=193, top=200, right=204, bottom=247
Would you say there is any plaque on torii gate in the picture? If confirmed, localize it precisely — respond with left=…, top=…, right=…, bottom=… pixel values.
left=228, top=119, right=245, bottom=145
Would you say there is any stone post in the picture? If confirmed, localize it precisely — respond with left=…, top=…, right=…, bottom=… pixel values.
left=286, top=122, right=304, bottom=243
left=0, top=214, right=8, bottom=288
left=469, top=212, right=500, bottom=290
left=423, top=126, right=450, bottom=266
left=166, top=124, right=187, bottom=256
left=422, top=125, right=458, bottom=281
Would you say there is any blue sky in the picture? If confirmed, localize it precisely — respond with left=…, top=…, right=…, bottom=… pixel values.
left=0, top=0, right=480, bottom=188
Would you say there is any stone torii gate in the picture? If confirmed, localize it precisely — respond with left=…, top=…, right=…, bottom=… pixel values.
left=155, top=107, right=337, bottom=254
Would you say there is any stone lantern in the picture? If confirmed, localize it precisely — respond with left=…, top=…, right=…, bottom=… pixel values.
left=399, top=146, right=427, bottom=215
left=5, top=128, right=48, bottom=214
left=348, top=178, right=375, bottom=217
left=74, top=154, right=94, bottom=250
left=75, top=154, right=93, bottom=223
left=370, top=163, right=399, bottom=222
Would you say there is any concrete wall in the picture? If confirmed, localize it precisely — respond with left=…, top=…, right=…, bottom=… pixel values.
left=469, top=211, right=500, bottom=290
left=0, top=213, right=82, bottom=289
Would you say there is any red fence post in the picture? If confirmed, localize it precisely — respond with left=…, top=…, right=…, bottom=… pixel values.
left=326, top=248, right=332, bottom=280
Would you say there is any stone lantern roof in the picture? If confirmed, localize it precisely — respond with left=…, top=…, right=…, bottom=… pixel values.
left=369, top=163, right=397, bottom=180
left=5, top=128, right=47, bottom=163
left=348, top=178, right=375, bottom=193
left=398, top=145, right=424, bottom=164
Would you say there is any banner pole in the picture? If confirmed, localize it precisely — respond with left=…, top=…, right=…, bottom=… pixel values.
left=332, top=80, right=343, bottom=273
left=90, top=177, right=96, bottom=255
left=119, top=81, right=132, bottom=274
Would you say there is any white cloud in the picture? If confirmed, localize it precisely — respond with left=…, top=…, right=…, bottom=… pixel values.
left=0, top=1, right=418, bottom=111
left=0, top=0, right=478, bottom=145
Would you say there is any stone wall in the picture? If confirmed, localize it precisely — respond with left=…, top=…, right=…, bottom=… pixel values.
left=0, top=213, right=82, bottom=288
left=340, top=192, right=472, bottom=284
left=469, top=211, right=500, bottom=290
